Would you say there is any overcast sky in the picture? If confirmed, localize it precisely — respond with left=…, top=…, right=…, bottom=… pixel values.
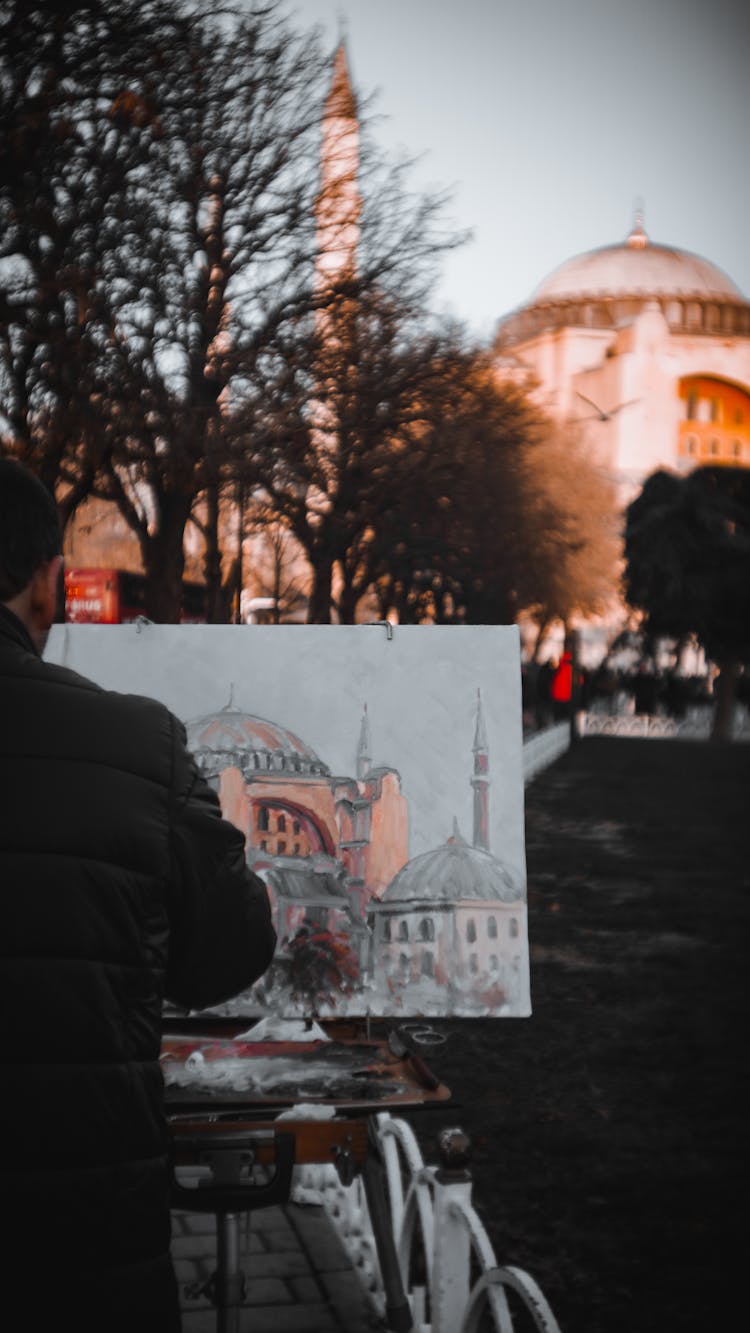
left=283, top=0, right=750, bottom=342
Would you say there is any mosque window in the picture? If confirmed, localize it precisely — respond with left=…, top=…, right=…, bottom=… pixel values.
left=710, top=398, right=721, bottom=423
left=277, top=814, right=286, bottom=833
left=685, top=436, right=697, bottom=455
left=293, top=842, right=300, bottom=855
left=710, top=438, right=720, bottom=456
left=686, top=390, right=698, bottom=420
left=258, top=806, right=269, bottom=831
left=488, top=916, right=498, bottom=939
left=383, top=918, right=392, bottom=942
left=421, top=951, right=434, bottom=978
left=293, top=820, right=301, bottom=835
left=398, top=920, right=409, bottom=942
left=466, top=919, right=477, bottom=944
left=260, top=839, right=267, bottom=852
left=469, top=954, right=479, bottom=975
left=667, top=301, right=682, bottom=326
left=686, top=303, right=702, bottom=330
left=399, top=953, right=409, bottom=978
left=733, top=440, right=742, bottom=459
left=419, top=918, right=435, bottom=942
left=510, top=918, right=519, bottom=939
left=489, top=955, right=499, bottom=972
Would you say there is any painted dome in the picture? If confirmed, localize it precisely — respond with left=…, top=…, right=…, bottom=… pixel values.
left=379, top=833, right=523, bottom=905
left=186, top=699, right=329, bottom=777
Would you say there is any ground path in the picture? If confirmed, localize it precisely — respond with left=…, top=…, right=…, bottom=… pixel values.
left=412, top=736, right=750, bottom=1333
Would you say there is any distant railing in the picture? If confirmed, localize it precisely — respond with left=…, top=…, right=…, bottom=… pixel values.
left=295, top=1114, right=562, bottom=1332
left=581, top=704, right=750, bottom=741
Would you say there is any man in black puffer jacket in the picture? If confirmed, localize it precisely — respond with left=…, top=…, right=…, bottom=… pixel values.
left=0, top=459, right=277, bottom=1331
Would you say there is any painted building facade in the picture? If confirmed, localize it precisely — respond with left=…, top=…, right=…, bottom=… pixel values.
left=185, top=696, right=409, bottom=953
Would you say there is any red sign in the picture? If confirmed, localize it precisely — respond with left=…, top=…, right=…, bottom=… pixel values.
left=64, top=568, right=120, bottom=623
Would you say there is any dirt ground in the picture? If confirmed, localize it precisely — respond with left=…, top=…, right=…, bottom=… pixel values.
left=410, top=736, right=750, bottom=1333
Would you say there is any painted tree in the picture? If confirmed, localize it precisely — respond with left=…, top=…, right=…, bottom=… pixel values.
left=625, top=466, right=750, bottom=739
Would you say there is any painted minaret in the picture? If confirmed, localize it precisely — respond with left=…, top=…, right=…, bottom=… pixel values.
left=356, top=703, right=372, bottom=779
left=471, top=688, right=490, bottom=851
left=314, top=42, right=361, bottom=296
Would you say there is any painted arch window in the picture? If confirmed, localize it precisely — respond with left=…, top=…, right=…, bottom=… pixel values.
left=421, top=951, right=434, bottom=978
left=277, top=813, right=286, bottom=833
left=466, top=919, right=477, bottom=944
left=257, top=806, right=270, bottom=831
left=510, top=918, right=519, bottom=939
left=398, top=920, right=409, bottom=942
left=488, top=916, right=498, bottom=939
left=419, top=918, right=435, bottom=942
left=382, top=918, right=392, bottom=943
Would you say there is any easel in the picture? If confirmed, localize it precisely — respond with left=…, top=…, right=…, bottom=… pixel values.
left=165, top=1017, right=451, bottom=1333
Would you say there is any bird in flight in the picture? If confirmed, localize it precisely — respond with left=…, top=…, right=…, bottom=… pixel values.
left=575, top=391, right=641, bottom=422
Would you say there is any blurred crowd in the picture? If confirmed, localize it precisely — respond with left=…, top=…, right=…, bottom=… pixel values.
left=520, top=656, right=747, bottom=734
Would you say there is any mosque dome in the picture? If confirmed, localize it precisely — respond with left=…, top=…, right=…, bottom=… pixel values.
left=186, top=697, right=330, bottom=777
left=379, top=832, right=523, bottom=906
left=532, top=217, right=742, bottom=304
left=495, top=215, right=750, bottom=348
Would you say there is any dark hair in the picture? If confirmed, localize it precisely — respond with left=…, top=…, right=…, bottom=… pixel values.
left=0, top=458, right=63, bottom=601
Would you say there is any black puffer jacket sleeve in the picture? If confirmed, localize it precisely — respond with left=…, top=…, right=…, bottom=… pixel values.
left=164, top=713, right=276, bottom=1009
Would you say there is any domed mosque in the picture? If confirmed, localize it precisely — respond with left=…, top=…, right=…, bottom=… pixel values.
left=494, top=211, right=750, bottom=498
left=185, top=690, right=409, bottom=999
left=367, top=691, right=529, bottom=1016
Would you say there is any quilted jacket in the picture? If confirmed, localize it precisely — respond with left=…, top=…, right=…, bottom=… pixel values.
left=0, top=606, right=276, bottom=1329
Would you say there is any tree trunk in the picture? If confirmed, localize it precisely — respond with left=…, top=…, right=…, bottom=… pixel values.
left=140, top=492, right=193, bottom=623
left=338, top=576, right=359, bottom=625
left=710, top=658, right=740, bottom=743
left=203, top=478, right=226, bottom=623
left=307, top=556, right=334, bottom=623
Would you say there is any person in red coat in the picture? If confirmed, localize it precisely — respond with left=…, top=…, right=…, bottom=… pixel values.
left=550, top=650, right=574, bottom=720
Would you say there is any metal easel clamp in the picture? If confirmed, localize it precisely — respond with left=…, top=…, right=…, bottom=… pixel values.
left=362, top=619, right=394, bottom=640
left=170, top=1129, right=296, bottom=1213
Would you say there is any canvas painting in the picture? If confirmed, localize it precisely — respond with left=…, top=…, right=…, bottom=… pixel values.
left=44, top=624, right=531, bottom=1019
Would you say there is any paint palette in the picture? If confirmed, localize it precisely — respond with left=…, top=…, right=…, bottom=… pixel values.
left=161, top=1026, right=450, bottom=1112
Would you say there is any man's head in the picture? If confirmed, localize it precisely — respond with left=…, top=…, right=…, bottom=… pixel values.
left=0, top=458, right=63, bottom=651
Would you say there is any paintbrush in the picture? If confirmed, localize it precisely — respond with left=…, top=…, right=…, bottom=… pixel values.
left=387, top=1027, right=441, bottom=1091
